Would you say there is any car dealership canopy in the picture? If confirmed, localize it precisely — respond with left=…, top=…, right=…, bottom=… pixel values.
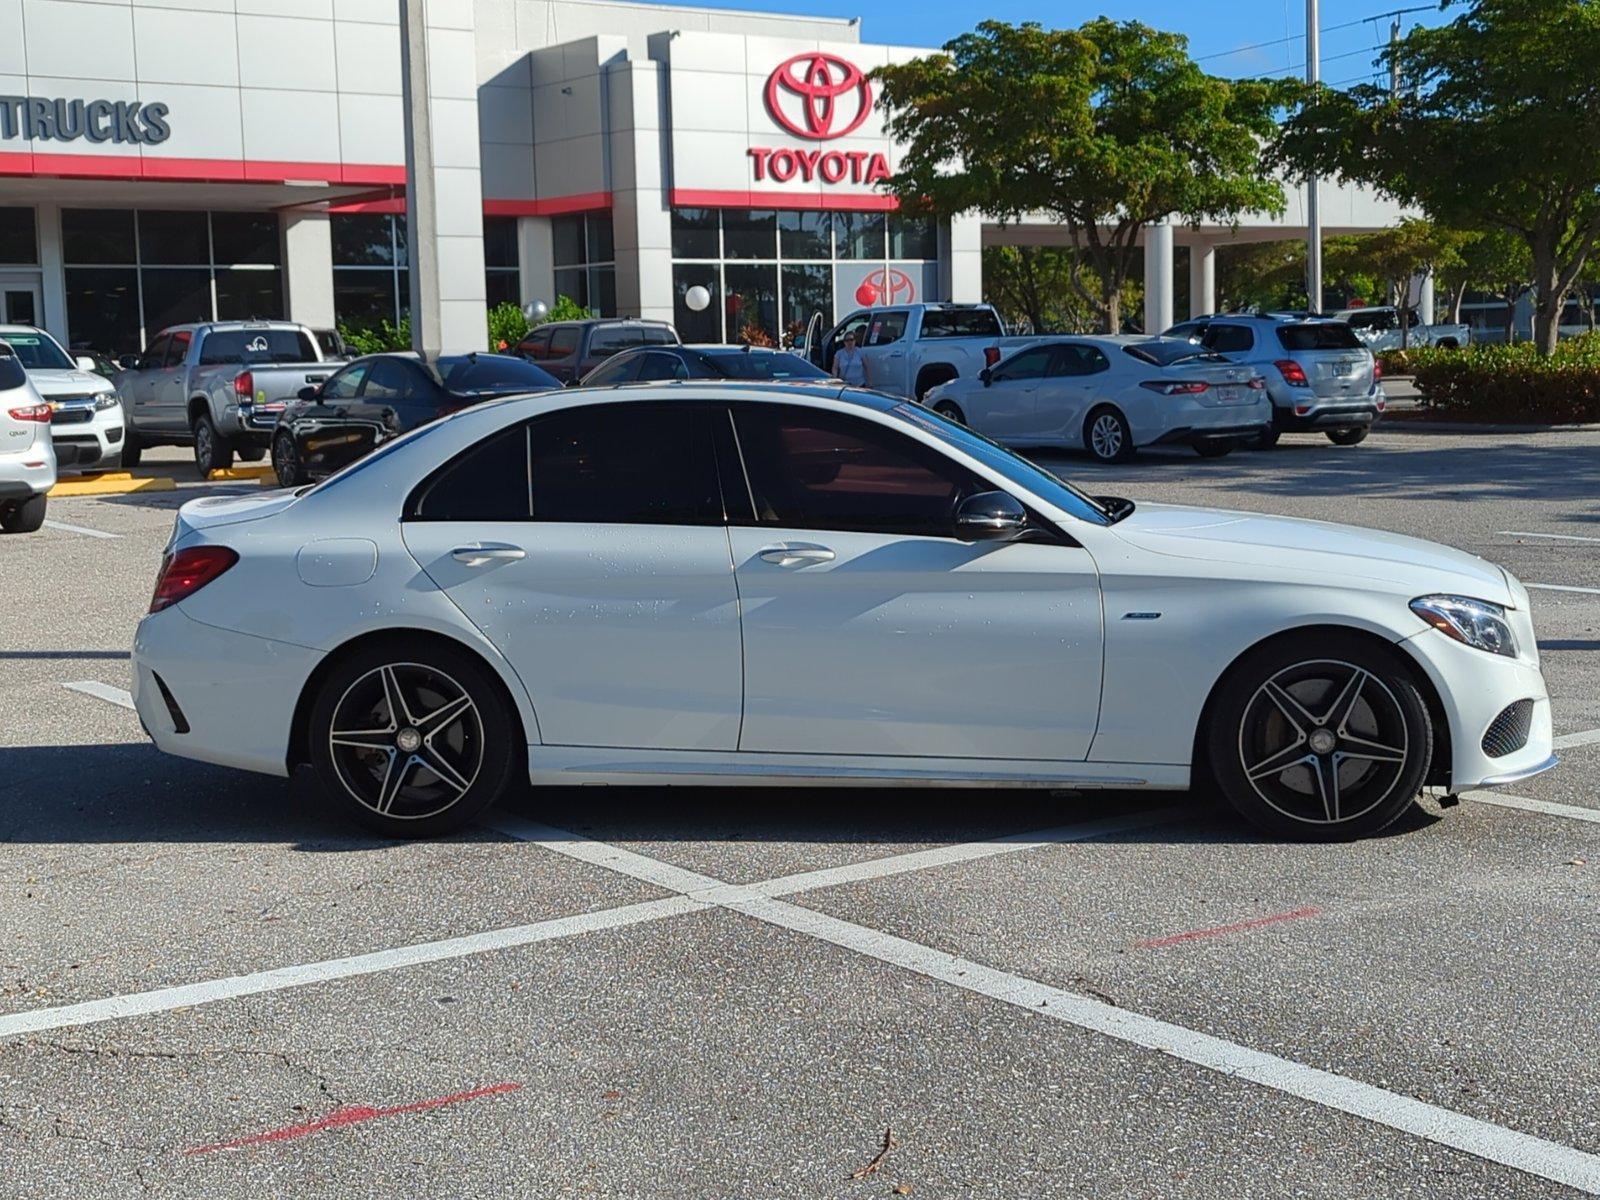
left=0, top=0, right=1404, bottom=353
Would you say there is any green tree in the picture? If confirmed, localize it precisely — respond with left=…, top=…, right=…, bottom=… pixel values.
left=1273, top=0, right=1600, bottom=355
left=1214, top=241, right=1307, bottom=313
left=1334, top=219, right=1468, bottom=346
left=982, top=245, right=1116, bottom=332
left=874, top=19, right=1296, bottom=332
left=1437, top=229, right=1531, bottom=339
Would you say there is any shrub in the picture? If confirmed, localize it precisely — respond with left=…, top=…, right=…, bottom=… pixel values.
left=1383, top=336, right=1600, bottom=423
left=339, top=316, right=411, bottom=356
left=487, top=301, right=528, bottom=352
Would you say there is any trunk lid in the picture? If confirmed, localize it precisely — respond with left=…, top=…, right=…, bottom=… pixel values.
left=1162, top=361, right=1261, bottom=407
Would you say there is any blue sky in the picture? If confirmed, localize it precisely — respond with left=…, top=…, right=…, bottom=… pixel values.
left=648, top=0, right=1449, bottom=86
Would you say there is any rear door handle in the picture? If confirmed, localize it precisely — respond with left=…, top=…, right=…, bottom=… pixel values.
left=450, top=543, right=526, bottom=566
left=758, top=543, right=835, bottom=568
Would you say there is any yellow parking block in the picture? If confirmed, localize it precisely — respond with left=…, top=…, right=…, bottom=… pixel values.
left=75, top=471, right=136, bottom=481
left=51, top=475, right=176, bottom=497
left=205, top=465, right=276, bottom=482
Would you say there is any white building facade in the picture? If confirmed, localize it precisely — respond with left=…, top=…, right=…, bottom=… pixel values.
left=0, top=0, right=1399, bottom=354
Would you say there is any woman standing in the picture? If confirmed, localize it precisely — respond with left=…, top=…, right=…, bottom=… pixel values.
left=832, top=331, right=868, bottom=387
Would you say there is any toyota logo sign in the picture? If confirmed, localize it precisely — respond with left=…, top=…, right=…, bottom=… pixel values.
left=764, top=52, right=873, bottom=141
left=856, top=268, right=917, bottom=307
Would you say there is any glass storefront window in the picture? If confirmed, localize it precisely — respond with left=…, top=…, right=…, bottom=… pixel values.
left=672, top=264, right=721, bottom=343
left=0, top=208, right=38, bottom=265
left=215, top=268, right=284, bottom=321
left=64, top=267, right=139, bottom=354
left=781, top=264, right=832, bottom=347
left=724, top=263, right=779, bottom=346
left=62, top=210, right=135, bottom=265
left=211, top=213, right=280, bottom=265
left=137, top=268, right=212, bottom=334
left=671, top=208, right=719, bottom=259
left=723, top=210, right=777, bottom=260
left=889, top=215, right=937, bottom=260
left=138, top=211, right=210, bottom=265
left=834, top=212, right=886, bottom=260
left=779, top=211, right=831, bottom=260
left=552, top=214, right=585, bottom=267
left=544, top=212, right=614, bottom=315
left=332, top=214, right=397, bottom=266
left=484, top=216, right=520, bottom=310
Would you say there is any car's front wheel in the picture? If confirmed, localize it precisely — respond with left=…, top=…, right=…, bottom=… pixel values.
left=1206, top=633, right=1433, bottom=840
left=120, top=428, right=143, bottom=468
left=272, top=432, right=309, bottom=487
left=307, top=641, right=518, bottom=838
left=931, top=399, right=966, bottom=425
left=0, top=493, right=46, bottom=534
left=1084, top=406, right=1135, bottom=463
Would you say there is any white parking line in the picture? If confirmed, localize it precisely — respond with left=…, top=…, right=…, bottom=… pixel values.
left=61, top=680, right=135, bottom=710
left=0, top=896, right=699, bottom=1040
left=1554, top=727, right=1600, bottom=751
left=1463, top=790, right=1600, bottom=825
left=1498, top=531, right=1600, bottom=545
left=43, top=519, right=120, bottom=540
left=1527, top=583, right=1600, bottom=596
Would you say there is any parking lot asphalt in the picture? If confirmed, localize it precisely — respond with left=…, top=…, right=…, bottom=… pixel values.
left=4, top=431, right=1599, bottom=1198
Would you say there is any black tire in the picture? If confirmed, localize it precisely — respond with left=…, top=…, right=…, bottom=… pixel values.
left=237, top=445, right=266, bottom=463
left=1194, top=439, right=1234, bottom=458
left=1205, top=632, right=1432, bottom=840
left=272, top=431, right=309, bottom=487
left=307, top=641, right=518, bottom=838
left=0, top=493, right=46, bottom=534
left=1083, top=406, right=1135, bottom=463
left=1327, top=427, right=1369, bottom=446
left=120, top=428, right=143, bottom=468
left=192, top=413, right=234, bottom=475
left=931, top=399, right=966, bottom=425
left=1251, top=426, right=1281, bottom=450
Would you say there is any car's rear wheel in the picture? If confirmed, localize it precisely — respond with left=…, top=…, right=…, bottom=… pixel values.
left=192, top=414, right=234, bottom=475
left=1206, top=633, right=1432, bottom=840
left=1251, top=426, right=1281, bottom=450
left=1084, top=406, right=1135, bottom=463
left=0, top=493, right=46, bottom=534
left=931, top=399, right=966, bottom=425
left=308, top=642, right=517, bottom=838
left=272, top=432, right=308, bottom=487
left=1327, top=427, right=1369, bottom=446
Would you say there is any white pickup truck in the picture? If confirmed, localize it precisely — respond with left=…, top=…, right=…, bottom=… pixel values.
left=1330, top=306, right=1470, bottom=352
left=809, top=303, right=1036, bottom=400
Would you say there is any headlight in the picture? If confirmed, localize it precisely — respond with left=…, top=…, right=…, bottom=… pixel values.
left=1410, top=594, right=1518, bottom=657
left=93, top=393, right=119, bottom=411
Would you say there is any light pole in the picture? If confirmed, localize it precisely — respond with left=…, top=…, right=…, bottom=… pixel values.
left=1305, top=0, right=1322, bottom=314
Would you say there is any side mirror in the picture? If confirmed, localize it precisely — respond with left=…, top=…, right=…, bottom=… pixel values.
left=297, top=385, right=318, bottom=402
left=979, top=367, right=993, bottom=386
left=954, top=490, right=1028, bottom=542
left=74, top=355, right=98, bottom=372
left=118, top=354, right=140, bottom=370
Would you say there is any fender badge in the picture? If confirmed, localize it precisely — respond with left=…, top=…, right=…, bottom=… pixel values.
left=1122, top=612, right=1162, bottom=621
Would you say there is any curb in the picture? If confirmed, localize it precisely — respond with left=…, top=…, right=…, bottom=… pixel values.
left=205, top=466, right=276, bottom=482
left=51, top=475, right=176, bottom=497
left=1378, top=418, right=1600, bottom=434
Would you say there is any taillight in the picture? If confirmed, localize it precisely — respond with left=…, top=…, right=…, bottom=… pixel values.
left=150, top=546, right=239, bottom=613
left=234, top=371, right=253, bottom=400
left=1373, top=360, right=1383, bottom=380
left=1275, top=359, right=1310, bottom=387
left=8, top=404, right=52, bottom=422
left=984, top=346, right=1002, bottom=367
left=1139, top=380, right=1208, bottom=395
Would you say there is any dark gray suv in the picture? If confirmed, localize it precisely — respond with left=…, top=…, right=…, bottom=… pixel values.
left=1165, top=315, right=1383, bottom=448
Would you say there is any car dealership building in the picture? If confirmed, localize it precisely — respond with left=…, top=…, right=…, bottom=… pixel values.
left=0, top=0, right=1402, bottom=355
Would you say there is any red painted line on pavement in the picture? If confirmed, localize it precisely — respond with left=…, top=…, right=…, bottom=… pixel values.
left=183, top=1082, right=522, bottom=1156
left=1135, top=905, right=1322, bottom=950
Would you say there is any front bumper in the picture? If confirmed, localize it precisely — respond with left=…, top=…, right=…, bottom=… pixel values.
left=133, top=606, right=324, bottom=778
left=49, top=405, right=124, bottom=471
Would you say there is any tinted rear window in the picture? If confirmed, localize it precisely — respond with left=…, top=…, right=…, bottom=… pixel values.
left=589, top=325, right=674, bottom=355
left=0, top=352, right=25, bottom=390
left=1277, top=324, right=1363, bottom=351
left=1123, top=341, right=1229, bottom=367
left=919, top=308, right=1003, bottom=339
left=700, top=350, right=830, bottom=380
left=1202, top=324, right=1255, bottom=353
left=439, top=355, right=560, bottom=394
left=199, top=328, right=317, bottom=365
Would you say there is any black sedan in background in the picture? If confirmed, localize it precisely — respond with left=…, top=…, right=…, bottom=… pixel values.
left=578, top=343, right=837, bottom=387
left=271, top=352, right=559, bottom=486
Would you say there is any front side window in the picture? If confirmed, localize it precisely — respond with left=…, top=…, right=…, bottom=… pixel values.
left=864, top=311, right=909, bottom=346
left=634, top=352, right=687, bottom=382
left=547, top=327, right=580, bottom=358
left=518, top=328, right=553, bottom=360
left=321, top=362, right=369, bottom=401
left=992, top=346, right=1055, bottom=382
left=140, top=333, right=171, bottom=368
left=731, top=404, right=981, bottom=538
left=362, top=357, right=417, bottom=402
left=165, top=330, right=192, bottom=366
left=584, top=353, right=643, bottom=387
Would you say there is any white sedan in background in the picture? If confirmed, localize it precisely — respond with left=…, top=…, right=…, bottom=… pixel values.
left=923, top=335, right=1271, bottom=463
left=132, top=382, right=1554, bottom=842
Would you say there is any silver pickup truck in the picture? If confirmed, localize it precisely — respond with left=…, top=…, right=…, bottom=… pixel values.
left=1329, top=306, right=1470, bottom=352
left=115, top=321, right=346, bottom=472
left=808, top=303, right=1037, bottom=400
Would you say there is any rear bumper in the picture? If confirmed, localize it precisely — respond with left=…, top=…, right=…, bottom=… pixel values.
left=1272, top=388, right=1386, bottom=431
left=1151, top=421, right=1270, bottom=447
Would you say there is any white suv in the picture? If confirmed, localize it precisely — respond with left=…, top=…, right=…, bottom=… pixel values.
left=0, top=325, right=126, bottom=472
left=0, top=342, right=57, bottom=533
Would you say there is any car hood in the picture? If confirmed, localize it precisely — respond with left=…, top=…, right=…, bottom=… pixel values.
left=29, top=369, right=115, bottom=398
left=1109, top=502, right=1512, bottom=605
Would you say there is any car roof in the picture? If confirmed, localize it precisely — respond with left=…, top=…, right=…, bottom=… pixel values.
left=0, top=324, right=46, bottom=334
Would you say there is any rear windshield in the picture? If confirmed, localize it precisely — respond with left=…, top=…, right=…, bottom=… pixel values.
left=700, top=350, right=830, bottom=380
left=1123, top=340, right=1229, bottom=367
left=439, top=355, right=560, bottom=395
left=0, top=332, right=73, bottom=370
left=1277, top=324, right=1363, bottom=351
left=589, top=325, right=676, bottom=354
left=919, top=308, right=1004, bottom=339
left=199, top=328, right=318, bottom=365
left=0, top=352, right=25, bottom=390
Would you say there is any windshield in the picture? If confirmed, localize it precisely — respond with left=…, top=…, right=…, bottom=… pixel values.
left=1277, top=323, right=1363, bottom=351
left=1124, top=340, right=1228, bottom=367
left=702, top=350, right=830, bottom=380
left=888, top=402, right=1113, bottom=526
left=199, top=328, right=317, bottom=366
left=438, top=354, right=560, bottom=395
left=0, top=331, right=73, bottom=370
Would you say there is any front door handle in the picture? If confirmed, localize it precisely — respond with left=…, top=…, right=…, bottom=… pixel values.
left=758, top=543, right=835, bottom=568
left=450, top=543, right=526, bottom=567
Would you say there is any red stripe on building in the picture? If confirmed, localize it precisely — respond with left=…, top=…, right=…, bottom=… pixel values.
left=670, top=188, right=898, bottom=212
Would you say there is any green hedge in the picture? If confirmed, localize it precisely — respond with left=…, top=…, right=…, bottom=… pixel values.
left=1379, top=336, right=1600, bottom=423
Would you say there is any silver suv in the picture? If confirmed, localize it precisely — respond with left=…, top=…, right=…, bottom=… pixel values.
left=0, top=342, right=57, bottom=533
left=1164, top=315, right=1384, bottom=448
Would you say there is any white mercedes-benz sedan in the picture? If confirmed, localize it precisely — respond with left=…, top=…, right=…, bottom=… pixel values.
left=131, top=382, right=1555, bottom=841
